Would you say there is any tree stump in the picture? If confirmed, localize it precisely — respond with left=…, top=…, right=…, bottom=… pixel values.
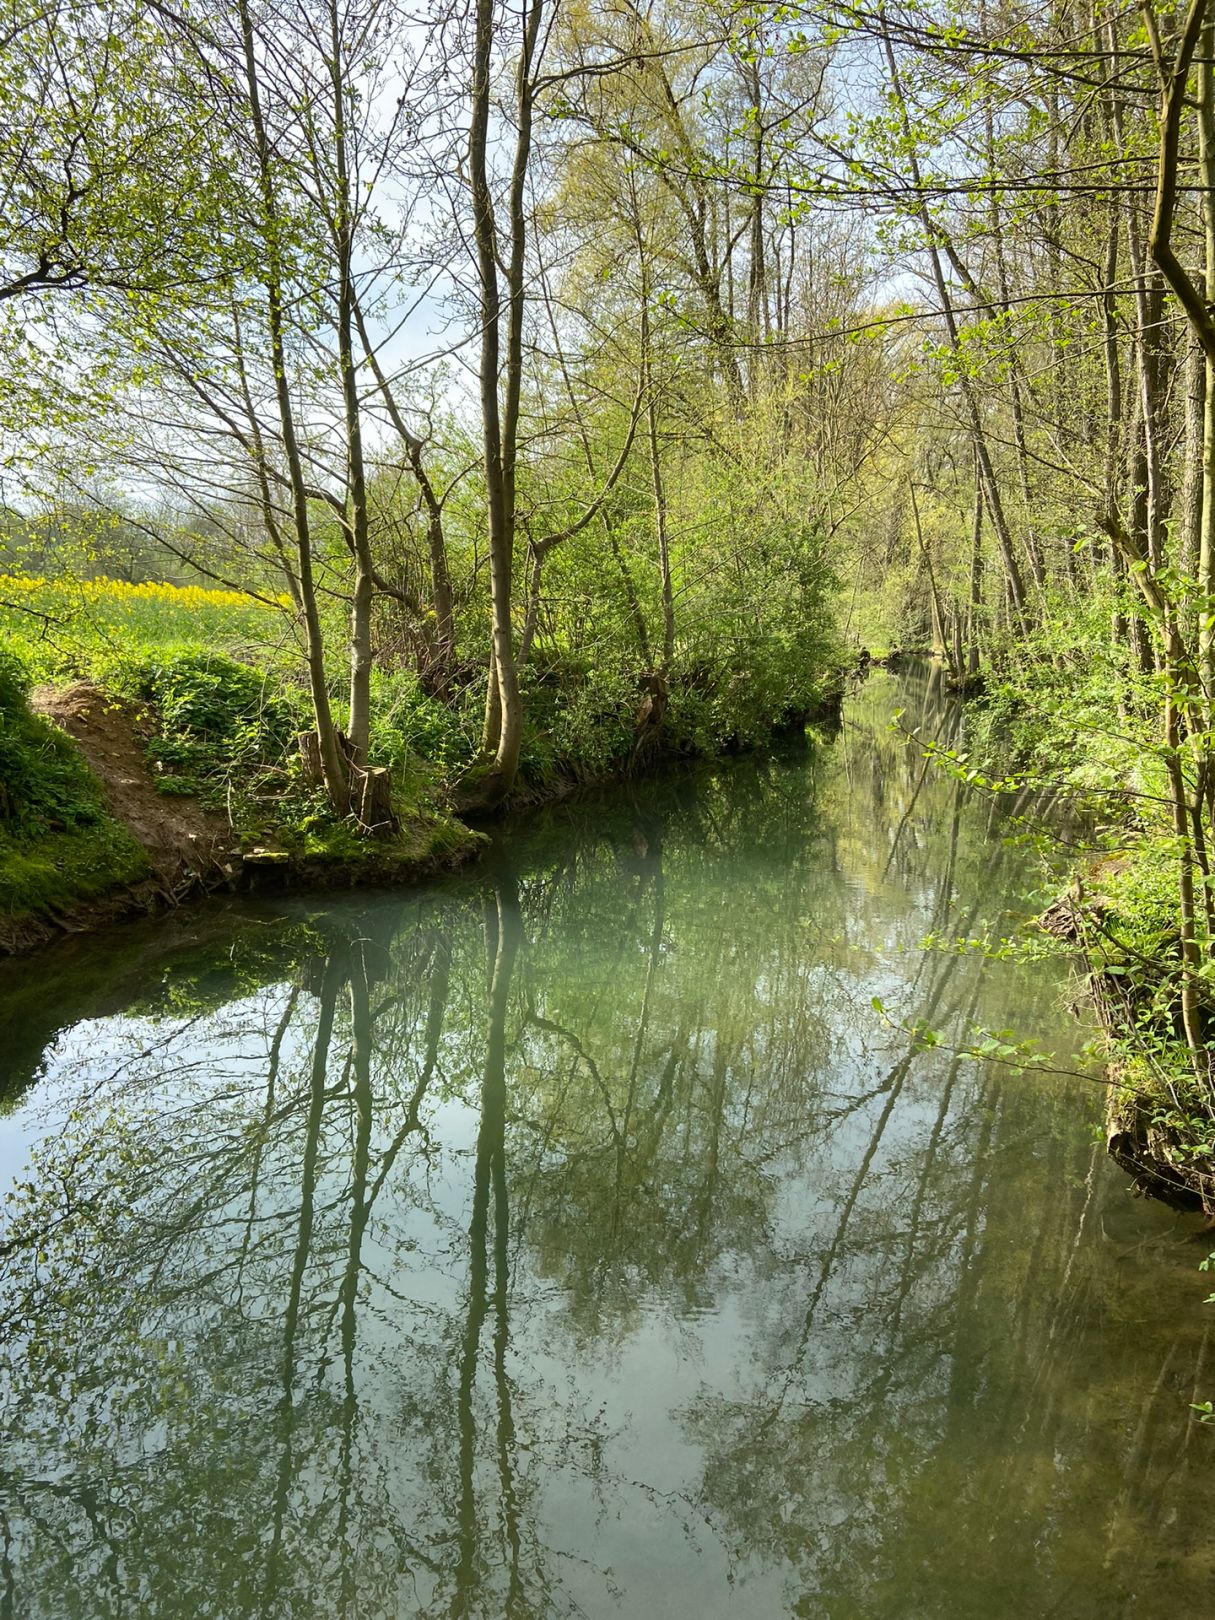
left=298, top=729, right=324, bottom=786
left=352, top=765, right=396, bottom=835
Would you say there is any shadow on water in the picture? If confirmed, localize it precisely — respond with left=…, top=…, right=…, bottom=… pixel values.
left=0, top=664, right=1212, bottom=1619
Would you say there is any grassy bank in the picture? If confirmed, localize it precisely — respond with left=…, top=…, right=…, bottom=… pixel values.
left=0, top=651, right=149, bottom=919
left=0, top=574, right=474, bottom=946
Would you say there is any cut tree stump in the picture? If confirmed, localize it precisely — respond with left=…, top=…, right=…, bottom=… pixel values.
left=299, top=728, right=357, bottom=784
left=298, top=729, right=324, bottom=786
left=301, top=732, right=396, bottom=835
left=352, top=765, right=396, bottom=835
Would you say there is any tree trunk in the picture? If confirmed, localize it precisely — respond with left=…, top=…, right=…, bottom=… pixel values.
left=327, top=0, right=374, bottom=771
left=880, top=21, right=1026, bottom=619
left=966, top=467, right=984, bottom=676
left=910, top=480, right=952, bottom=673
left=518, top=545, right=544, bottom=665
left=638, top=238, right=674, bottom=668
left=354, top=303, right=458, bottom=683
left=237, top=0, right=347, bottom=814
left=1180, top=335, right=1205, bottom=577
left=1198, top=17, right=1215, bottom=739
left=466, top=0, right=543, bottom=802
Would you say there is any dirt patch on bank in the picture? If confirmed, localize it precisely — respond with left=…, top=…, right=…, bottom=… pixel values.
left=0, top=683, right=233, bottom=958
left=32, top=683, right=240, bottom=888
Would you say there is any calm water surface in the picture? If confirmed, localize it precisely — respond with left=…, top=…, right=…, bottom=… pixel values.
left=0, top=667, right=1212, bottom=1619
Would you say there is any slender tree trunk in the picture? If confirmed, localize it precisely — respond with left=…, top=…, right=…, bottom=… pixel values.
left=468, top=0, right=542, bottom=798
left=1127, top=383, right=1159, bottom=676
left=354, top=304, right=457, bottom=679
left=1098, top=195, right=1123, bottom=559
left=230, top=297, right=302, bottom=613
left=910, top=481, right=951, bottom=671
left=744, top=48, right=766, bottom=371
left=1198, top=18, right=1215, bottom=729
left=643, top=364, right=674, bottom=669
left=518, top=544, right=544, bottom=664
left=979, top=0, right=1043, bottom=586
left=237, top=0, right=347, bottom=812
left=1125, top=201, right=1172, bottom=585
left=1181, top=336, right=1205, bottom=577
left=1138, top=0, right=1215, bottom=1052
left=967, top=466, right=984, bottom=676
left=880, top=21, right=1026, bottom=618
left=636, top=223, right=674, bottom=668
left=328, top=0, right=374, bottom=770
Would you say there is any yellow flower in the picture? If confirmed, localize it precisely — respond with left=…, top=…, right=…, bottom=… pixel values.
left=0, top=574, right=283, bottom=613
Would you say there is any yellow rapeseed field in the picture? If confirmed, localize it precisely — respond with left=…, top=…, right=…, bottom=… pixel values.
left=0, top=572, right=289, bottom=681
left=0, top=573, right=285, bottom=612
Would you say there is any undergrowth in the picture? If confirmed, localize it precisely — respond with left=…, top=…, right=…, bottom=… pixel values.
left=2, top=569, right=845, bottom=801
left=955, top=587, right=1214, bottom=1194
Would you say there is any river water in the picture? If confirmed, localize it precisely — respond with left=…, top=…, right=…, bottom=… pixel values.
left=0, top=665, right=1212, bottom=1619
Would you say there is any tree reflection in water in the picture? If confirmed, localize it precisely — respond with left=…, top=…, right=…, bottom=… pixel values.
left=0, top=667, right=1212, bottom=1619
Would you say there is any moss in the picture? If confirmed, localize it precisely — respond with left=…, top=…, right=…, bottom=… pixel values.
left=0, top=814, right=149, bottom=916
left=298, top=816, right=367, bottom=862
left=290, top=805, right=481, bottom=869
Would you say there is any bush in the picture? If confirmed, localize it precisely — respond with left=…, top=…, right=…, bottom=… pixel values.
left=367, top=665, right=479, bottom=783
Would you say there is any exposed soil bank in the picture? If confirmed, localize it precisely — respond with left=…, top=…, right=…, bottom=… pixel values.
left=32, top=684, right=238, bottom=885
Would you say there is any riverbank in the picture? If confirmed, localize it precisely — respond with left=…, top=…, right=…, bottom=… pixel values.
left=0, top=670, right=487, bottom=957
left=953, top=648, right=1215, bottom=1215
left=1039, top=868, right=1215, bottom=1214
left=1, top=656, right=846, bottom=958
left=1, top=565, right=847, bottom=957
left=3, top=660, right=1207, bottom=1620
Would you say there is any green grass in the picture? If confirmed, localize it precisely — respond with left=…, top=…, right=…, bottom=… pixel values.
left=0, top=649, right=148, bottom=919
left=0, top=573, right=288, bottom=684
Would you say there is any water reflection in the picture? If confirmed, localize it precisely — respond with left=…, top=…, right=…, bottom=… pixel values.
left=0, top=666, right=1211, bottom=1619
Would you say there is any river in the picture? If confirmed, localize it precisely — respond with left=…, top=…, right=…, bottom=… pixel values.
left=0, top=664, right=1211, bottom=1618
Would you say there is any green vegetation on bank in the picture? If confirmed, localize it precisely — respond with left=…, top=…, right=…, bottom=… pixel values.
left=931, top=588, right=1215, bottom=1207
left=0, top=650, right=147, bottom=917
